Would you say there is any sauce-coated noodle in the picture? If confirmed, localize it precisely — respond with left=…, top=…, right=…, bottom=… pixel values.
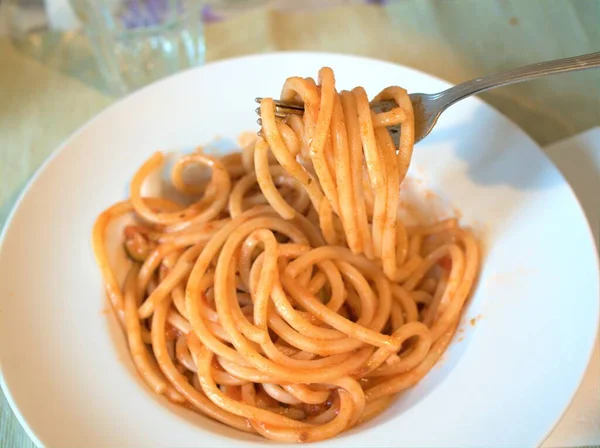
left=92, top=67, right=479, bottom=443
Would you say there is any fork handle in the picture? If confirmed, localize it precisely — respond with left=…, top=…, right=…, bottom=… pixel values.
left=435, top=51, right=600, bottom=107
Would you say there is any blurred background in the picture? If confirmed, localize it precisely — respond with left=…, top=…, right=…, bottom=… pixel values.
left=1, top=1, right=599, bottom=142
left=0, top=1, right=599, bottom=446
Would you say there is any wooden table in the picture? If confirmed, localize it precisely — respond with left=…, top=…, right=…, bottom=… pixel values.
left=1, top=1, right=598, bottom=446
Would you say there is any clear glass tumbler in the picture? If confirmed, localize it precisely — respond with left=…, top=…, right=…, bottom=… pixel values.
left=70, top=0, right=206, bottom=95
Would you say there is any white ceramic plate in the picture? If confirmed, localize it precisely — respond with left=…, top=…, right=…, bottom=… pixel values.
left=0, top=53, right=598, bottom=448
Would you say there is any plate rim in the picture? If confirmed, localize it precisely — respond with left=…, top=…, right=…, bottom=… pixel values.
left=0, top=51, right=598, bottom=448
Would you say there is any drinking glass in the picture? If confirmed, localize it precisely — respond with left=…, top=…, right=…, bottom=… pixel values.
left=70, top=0, right=206, bottom=95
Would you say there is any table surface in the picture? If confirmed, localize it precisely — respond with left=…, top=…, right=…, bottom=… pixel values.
left=1, top=1, right=599, bottom=447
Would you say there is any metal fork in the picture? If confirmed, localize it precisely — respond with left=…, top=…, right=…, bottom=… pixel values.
left=255, top=51, right=600, bottom=146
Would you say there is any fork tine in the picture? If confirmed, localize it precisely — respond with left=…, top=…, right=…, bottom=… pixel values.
left=255, top=106, right=301, bottom=119
left=278, top=107, right=303, bottom=116
left=255, top=97, right=305, bottom=111
left=273, top=99, right=304, bottom=110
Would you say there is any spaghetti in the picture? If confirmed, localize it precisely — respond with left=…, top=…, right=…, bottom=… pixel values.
left=92, top=67, right=479, bottom=442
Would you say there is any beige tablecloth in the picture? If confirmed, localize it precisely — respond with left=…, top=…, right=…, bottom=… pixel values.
left=1, top=1, right=599, bottom=447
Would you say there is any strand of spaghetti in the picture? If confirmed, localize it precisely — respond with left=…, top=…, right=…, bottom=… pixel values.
left=374, top=86, right=415, bottom=182
left=305, top=394, right=340, bottom=424
left=347, top=269, right=394, bottom=332
left=123, top=264, right=181, bottom=399
left=271, top=277, right=347, bottom=340
left=152, top=219, right=230, bottom=245
left=267, top=313, right=370, bottom=356
left=171, top=150, right=210, bottom=196
left=367, top=324, right=433, bottom=377
left=390, top=284, right=420, bottom=322
left=408, top=234, right=423, bottom=258
left=138, top=243, right=203, bottom=318
left=390, top=300, right=405, bottom=330
left=284, top=244, right=393, bottom=333
left=92, top=200, right=133, bottom=312
left=263, top=383, right=302, bottom=405
left=340, top=90, right=373, bottom=259
left=254, top=139, right=296, bottom=219
left=365, top=321, right=458, bottom=402
left=254, top=275, right=375, bottom=357
left=212, top=369, right=249, bottom=386
left=332, top=260, right=377, bottom=326
left=270, top=243, right=315, bottom=289
left=238, top=233, right=273, bottom=292
left=309, top=68, right=339, bottom=214
left=222, top=260, right=266, bottom=345
left=403, top=244, right=465, bottom=292
left=150, top=296, right=254, bottom=432
left=377, top=121, right=401, bottom=279
left=220, top=152, right=246, bottom=179
left=258, top=332, right=354, bottom=370
left=307, top=270, right=327, bottom=294
left=250, top=254, right=344, bottom=340
left=171, top=281, right=188, bottom=318
left=130, top=152, right=231, bottom=230
left=428, top=230, right=479, bottom=341
left=280, top=76, right=319, bottom=160
left=282, top=275, right=395, bottom=350
left=92, top=198, right=182, bottom=313
left=137, top=244, right=179, bottom=292
left=193, top=343, right=311, bottom=428
left=285, top=246, right=395, bottom=333
left=282, top=385, right=331, bottom=405
left=249, top=252, right=349, bottom=337
left=317, top=198, right=339, bottom=245
left=372, top=107, right=407, bottom=128
left=407, top=218, right=458, bottom=236
left=216, top=356, right=291, bottom=384
left=423, top=268, right=449, bottom=326
left=277, top=121, right=302, bottom=157
left=233, top=171, right=307, bottom=219
left=286, top=115, right=306, bottom=157
left=241, top=192, right=269, bottom=210
left=251, top=388, right=357, bottom=442
left=377, top=124, right=422, bottom=282
left=396, top=219, right=410, bottom=265
left=228, top=170, right=262, bottom=219
left=245, top=230, right=278, bottom=332
left=331, top=92, right=360, bottom=254
left=167, top=308, right=190, bottom=334
left=270, top=173, right=311, bottom=214
left=354, top=321, right=432, bottom=378
left=331, top=376, right=366, bottom=428
left=352, top=87, right=387, bottom=258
